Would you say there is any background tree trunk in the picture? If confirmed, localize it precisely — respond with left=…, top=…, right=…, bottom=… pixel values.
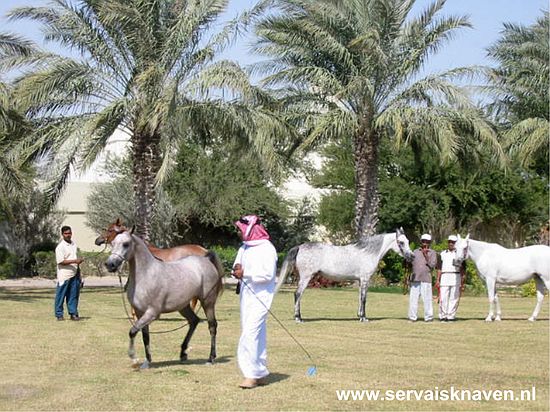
left=354, top=126, right=380, bottom=239
left=132, top=132, right=161, bottom=243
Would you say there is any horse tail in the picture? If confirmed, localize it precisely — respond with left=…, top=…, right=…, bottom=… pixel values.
left=206, top=250, right=225, bottom=299
left=275, top=246, right=300, bottom=294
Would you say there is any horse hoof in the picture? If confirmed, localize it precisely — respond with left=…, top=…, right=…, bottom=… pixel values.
left=205, top=360, right=215, bottom=365
left=485, top=318, right=493, bottom=322
left=140, top=360, right=150, bottom=369
left=495, top=317, right=502, bottom=322
left=180, top=355, right=188, bottom=363
left=295, top=318, right=304, bottom=323
left=131, top=359, right=141, bottom=370
left=359, top=317, right=369, bottom=323
left=528, top=317, right=536, bottom=322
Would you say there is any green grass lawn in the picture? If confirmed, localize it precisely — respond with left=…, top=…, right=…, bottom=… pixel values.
left=0, top=285, right=548, bottom=411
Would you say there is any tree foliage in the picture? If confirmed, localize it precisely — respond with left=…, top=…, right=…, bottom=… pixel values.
left=312, top=137, right=546, bottom=246
left=486, top=11, right=549, bottom=172
left=0, top=0, right=287, bottom=242
left=87, top=140, right=313, bottom=249
left=254, top=0, right=503, bottom=238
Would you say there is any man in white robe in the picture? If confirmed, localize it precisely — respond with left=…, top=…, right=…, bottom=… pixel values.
left=437, top=235, right=465, bottom=321
left=232, top=215, right=278, bottom=389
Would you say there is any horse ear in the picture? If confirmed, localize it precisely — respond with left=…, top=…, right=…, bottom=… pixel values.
left=115, top=218, right=121, bottom=226
left=130, top=225, right=135, bottom=235
left=457, top=234, right=462, bottom=241
left=466, top=233, right=470, bottom=240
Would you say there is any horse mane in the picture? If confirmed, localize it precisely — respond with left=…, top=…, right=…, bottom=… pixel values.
left=128, top=233, right=165, bottom=262
left=354, top=234, right=386, bottom=255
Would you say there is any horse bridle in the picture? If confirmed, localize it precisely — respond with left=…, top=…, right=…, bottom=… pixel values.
left=462, top=239, right=469, bottom=260
left=395, top=233, right=408, bottom=256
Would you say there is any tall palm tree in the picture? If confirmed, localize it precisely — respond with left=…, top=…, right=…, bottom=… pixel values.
left=0, top=0, right=284, bottom=241
left=0, top=80, right=29, bottom=196
left=486, top=12, right=549, bottom=170
left=254, top=0, right=502, bottom=237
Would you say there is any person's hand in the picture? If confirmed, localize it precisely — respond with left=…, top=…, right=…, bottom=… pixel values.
left=75, top=258, right=84, bottom=265
left=232, top=263, right=243, bottom=279
left=435, top=281, right=440, bottom=289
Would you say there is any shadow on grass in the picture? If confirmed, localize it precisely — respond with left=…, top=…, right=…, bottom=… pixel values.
left=263, top=372, right=290, bottom=385
left=0, top=288, right=52, bottom=302
left=299, top=316, right=397, bottom=322
left=150, top=355, right=232, bottom=368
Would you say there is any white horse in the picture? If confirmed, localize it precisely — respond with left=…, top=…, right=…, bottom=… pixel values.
left=276, top=228, right=414, bottom=322
left=454, top=234, right=550, bottom=322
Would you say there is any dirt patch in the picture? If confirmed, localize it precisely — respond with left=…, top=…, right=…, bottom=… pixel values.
left=0, top=276, right=122, bottom=288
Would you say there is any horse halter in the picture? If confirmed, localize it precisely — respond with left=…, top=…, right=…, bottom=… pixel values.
left=395, top=233, right=407, bottom=256
left=462, top=239, right=469, bottom=260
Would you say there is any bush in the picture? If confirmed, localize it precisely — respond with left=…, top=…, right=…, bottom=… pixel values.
left=80, top=251, right=114, bottom=277
left=31, top=250, right=129, bottom=279
left=32, top=251, right=56, bottom=279
left=463, top=260, right=486, bottom=296
left=0, top=248, right=19, bottom=279
left=209, top=245, right=238, bottom=275
left=521, top=279, right=537, bottom=297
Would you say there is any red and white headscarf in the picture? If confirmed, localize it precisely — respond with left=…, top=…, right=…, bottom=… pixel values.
left=235, top=214, right=270, bottom=244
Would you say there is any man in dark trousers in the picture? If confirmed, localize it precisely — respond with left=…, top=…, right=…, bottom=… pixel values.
left=54, top=226, right=83, bottom=321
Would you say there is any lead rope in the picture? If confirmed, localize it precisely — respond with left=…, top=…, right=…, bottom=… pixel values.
left=240, top=279, right=317, bottom=377
left=115, top=264, right=223, bottom=335
left=116, top=271, right=190, bottom=334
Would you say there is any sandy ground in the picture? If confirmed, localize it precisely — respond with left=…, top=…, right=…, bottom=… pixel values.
left=0, top=276, right=123, bottom=288
left=0, top=276, right=237, bottom=288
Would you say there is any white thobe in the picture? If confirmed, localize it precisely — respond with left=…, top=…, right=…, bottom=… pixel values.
left=234, top=240, right=277, bottom=379
left=439, top=250, right=462, bottom=320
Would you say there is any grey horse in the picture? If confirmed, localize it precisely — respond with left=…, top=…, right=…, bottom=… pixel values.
left=104, top=228, right=224, bottom=368
left=276, top=229, right=414, bottom=322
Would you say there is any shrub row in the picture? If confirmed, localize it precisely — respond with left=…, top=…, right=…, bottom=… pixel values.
left=0, top=245, right=537, bottom=297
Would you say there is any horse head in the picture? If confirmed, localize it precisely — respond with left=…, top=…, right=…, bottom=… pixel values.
left=104, top=227, right=135, bottom=272
left=95, top=218, right=128, bottom=246
left=455, top=234, right=470, bottom=261
left=394, top=227, right=414, bottom=261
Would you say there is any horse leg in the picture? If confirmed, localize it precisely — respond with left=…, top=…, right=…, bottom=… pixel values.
left=485, top=279, right=496, bottom=322
left=129, top=309, right=156, bottom=368
left=294, top=274, right=312, bottom=323
left=179, top=305, right=200, bottom=362
left=140, top=325, right=151, bottom=369
left=494, top=292, right=502, bottom=321
left=528, top=276, right=546, bottom=321
left=202, top=303, right=218, bottom=364
left=358, top=278, right=369, bottom=322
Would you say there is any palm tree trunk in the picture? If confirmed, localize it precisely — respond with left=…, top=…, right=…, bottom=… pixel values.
left=354, top=124, right=380, bottom=239
left=132, top=132, right=161, bottom=243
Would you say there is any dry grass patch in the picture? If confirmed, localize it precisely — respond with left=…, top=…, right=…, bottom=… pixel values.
left=0, top=285, right=547, bottom=410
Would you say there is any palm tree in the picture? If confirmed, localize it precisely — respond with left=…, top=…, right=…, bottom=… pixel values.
left=254, top=0, right=502, bottom=237
left=486, top=12, right=549, bottom=170
left=0, top=0, right=283, bottom=241
left=0, top=80, right=29, bottom=196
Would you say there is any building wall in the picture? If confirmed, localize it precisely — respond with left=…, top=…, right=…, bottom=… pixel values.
left=56, top=181, right=103, bottom=252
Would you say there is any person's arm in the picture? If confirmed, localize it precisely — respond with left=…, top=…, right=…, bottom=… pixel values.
left=231, top=247, right=245, bottom=279
left=55, top=246, right=83, bottom=266
left=232, top=263, right=244, bottom=279
left=435, top=253, right=442, bottom=288
left=59, top=258, right=83, bottom=265
left=427, top=250, right=437, bottom=269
